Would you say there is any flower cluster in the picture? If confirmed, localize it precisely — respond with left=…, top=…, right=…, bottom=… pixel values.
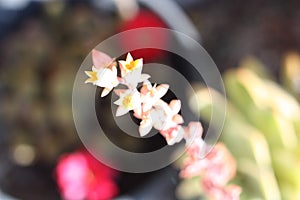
left=85, top=50, right=184, bottom=145
left=181, top=141, right=241, bottom=200
left=55, top=150, right=119, bottom=200
left=84, top=50, right=241, bottom=199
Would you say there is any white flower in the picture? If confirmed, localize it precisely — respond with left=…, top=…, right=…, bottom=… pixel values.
left=140, top=80, right=169, bottom=112
left=118, top=53, right=150, bottom=89
left=84, top=66, right=98, bottom=84
left=85, top=50, right=119, bottom=97
left=138, top=99, right=184, bottom=137
left=160, top=125, right=185, bottom=145
left=114, top=89, right=141, bottom=117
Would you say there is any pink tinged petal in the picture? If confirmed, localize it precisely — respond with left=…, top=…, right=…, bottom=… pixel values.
left=162, top=120, right=178, bottom=131
left=133, top=104, right=142, bottom=117
left=172, top=126, right=185, bottom=144
left=114, top=89, right=126, bottom=96
left=92, top=50, right=113, bottom=69
left=187, top=143, right=237, bottom=186
left=140, top=82, right=152, bottom=103
left=212, top=143, right=237, bottom=181
left=202, top=180, right=241, bottom=200
left=169, top=99, right=181, bottom=114
left=156, top=84, right=169, bottom=98
left=111, top=65, right=117, bottom=75
left=182, top=142, right=236, bottom=179
left=160, top=126, right=184, bottom=145
left=188, top=122, right=203, bottom=137
left=185, top=138, right=205, bottom=160
left=133, top=110, right=142, bottom=119
left=180, top=158, right=204, bottom=178
left=140, top=84, right=150, bottom=95
left=117, top=77, right=123, bottom=84
left=143, top=80, right=152, bottom=90
left=184, top=121, right=203, bottom=144
left=150, top=100, right=175, bottom=130
left=116, top=106, right=129, bottom=116
left=224, top=185, right=242, bottom=200
left=139, top=118, right=153, bottom=137
left=173, top=114, right=184, bottom=124
left=118, top=60, right=127, bottom=77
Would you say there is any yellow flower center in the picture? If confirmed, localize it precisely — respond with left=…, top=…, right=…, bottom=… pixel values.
left=122, top=95, right=134, bottom=109
left=125, top=60, right=137, bottom=71
left=90, top=72, right=98, bottom=82
left=149, top=89, right=155, bottom=97
left=149, top=84, right=157, bottom=97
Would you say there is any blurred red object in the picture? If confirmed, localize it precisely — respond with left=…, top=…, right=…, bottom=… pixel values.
left=55, top=150, right=119, bottom=200
left=119, top=10, right=169, bottom=62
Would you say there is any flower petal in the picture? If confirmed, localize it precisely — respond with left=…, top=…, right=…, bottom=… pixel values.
left=114, top=89, right=126, bottom=96
left=114, top=98, right=122, bottom=106
left=101, top=87, right=112, bottom=97
left=156, top=84, right=169, bottom=98
left=133, top=104, right=142, bottom=118
left=141, top=74, right=151, bottom=81
left=173, top=114, right=184, bottom=124
left=142, top=103, right=153, bottom=112
left=111, top=65, right=118, bottom=76
left=202, top=180, right=241, bottom=200
left=169, top=100, right=181, bottom=114
left=118, top=60, right=127, bottom=77
left=96, top=68, right=117, bottom=88
left=84, top=71, right=98, bottom=84
left=139, top=118, right=153, bottom=137
left=169, top=127, right=184, bottom=145
left=126, top=53, right=133, bottom=62
left=185, top=122, right=203, bottom=139
left=133, top=58, right=143, bottom=69
left=160, top=126, right=184, bottom=145
left=116, top=106, right=129, bottom=116
left=92, top=50, right=113, bottom=69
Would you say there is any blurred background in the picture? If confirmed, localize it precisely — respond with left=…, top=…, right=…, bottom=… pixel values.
left=0, top=0, right=300, bottom=199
